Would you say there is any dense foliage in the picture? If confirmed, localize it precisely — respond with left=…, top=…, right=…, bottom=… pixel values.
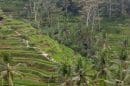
left=0, top=0, right=130, bottom=86
left=1, top=0, right=130, bottom=56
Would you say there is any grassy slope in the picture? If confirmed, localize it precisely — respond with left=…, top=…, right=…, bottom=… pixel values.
left=0, top=15, right=82, bottom=86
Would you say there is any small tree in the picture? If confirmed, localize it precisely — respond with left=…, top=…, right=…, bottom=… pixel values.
left=0, top=52, right=24, bottom=86
left=74, top=57, right=89, bottom=86
left=58, top=61, right=72, bottom=86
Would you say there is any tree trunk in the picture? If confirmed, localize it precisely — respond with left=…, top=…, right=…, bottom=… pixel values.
left=109, top=0, right=112, bottom=18
left=33, top=2, right=37, bottom=22
left=7, top=63, right=13, bottom=86
left=121, top=0, right=125, bottom=15
left=86, top=9, right=91, bottom=27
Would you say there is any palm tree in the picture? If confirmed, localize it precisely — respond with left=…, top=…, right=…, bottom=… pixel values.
left=104, top=38, right=130, bottom=86
left=0, top=52, right=24, bottom=86
left=73, top=57, right=91, bottom=86
left=116, top=39, right=129, bottom=86
left=58, top=61, right=73, bottom=86
left=95, top=50, right=110, bottom=86
left=93, top=32, right=112, bottom=86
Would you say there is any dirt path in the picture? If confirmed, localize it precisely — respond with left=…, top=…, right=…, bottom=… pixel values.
left=15, top=31, right=57, bottom=63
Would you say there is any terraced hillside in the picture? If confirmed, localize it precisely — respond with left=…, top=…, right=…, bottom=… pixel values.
left=0, top=15, right=82, bottom=86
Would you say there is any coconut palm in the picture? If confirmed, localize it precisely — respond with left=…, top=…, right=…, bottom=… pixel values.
left=0, top=52, right=25, bottom=86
